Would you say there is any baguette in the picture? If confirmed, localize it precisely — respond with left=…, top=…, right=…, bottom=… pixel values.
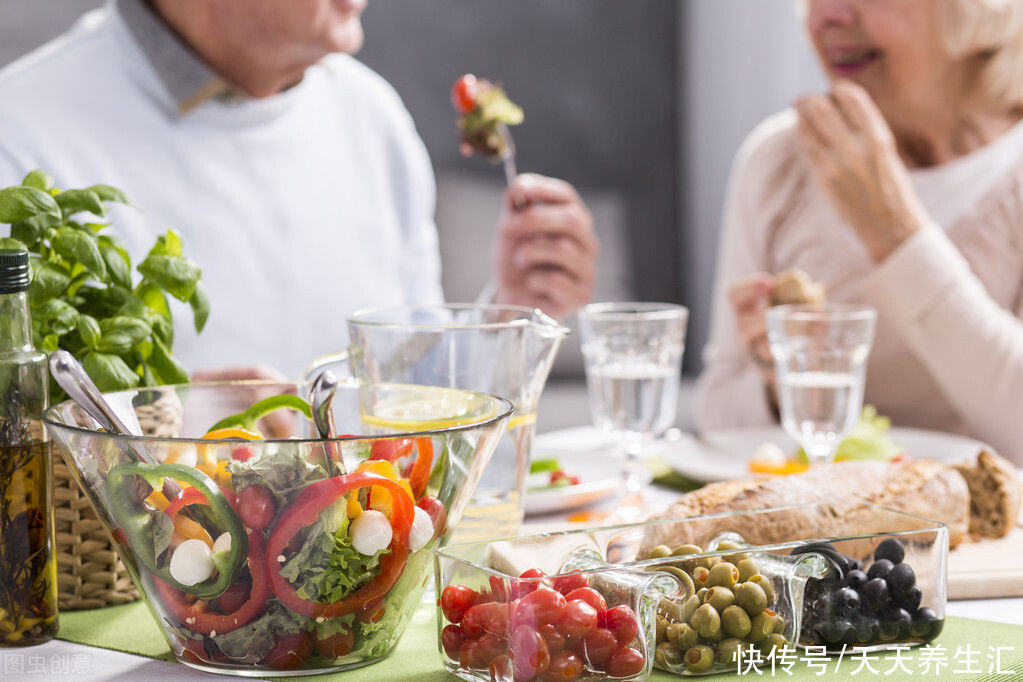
left=954, top=449, right=1021, bottom=538
left=644, top=460, right=971, bottom=550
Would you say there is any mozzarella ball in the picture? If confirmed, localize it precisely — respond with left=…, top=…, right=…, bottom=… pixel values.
left=409, top=506, right=435, bottom=552
left=350, top=509, right=393, bottom=556
left=753, top=442, right=787, bottom=467
left=212, top=532, right=232, bottom=555
left=170, top=539, right=214, bottom=586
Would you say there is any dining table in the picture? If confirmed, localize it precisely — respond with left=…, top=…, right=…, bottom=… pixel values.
left=11, top=385, right=1023, bottom=681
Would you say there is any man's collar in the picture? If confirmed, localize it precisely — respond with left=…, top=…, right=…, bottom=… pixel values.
left=114, top=0, right=236, bottom=114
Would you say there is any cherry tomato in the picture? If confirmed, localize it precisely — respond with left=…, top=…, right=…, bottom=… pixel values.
left=441, top=584, right=478, bottom=624
left=550, top=572, right=588, bottom=595
left=512, top=568, right=548, bottom=599
left=458, top=640, right=480, bottom=669
left=264, top=632, right=313, bottom=670
left=539, top=623, right=566, bottom=654
left=512, top=625, right=551, bottom=680
left=462, top=601, right=510, bottom=638
left=441, top=624, right=466, bottom=660
left=369, top=438, right=415, bottom=462
left=578, top=628, right=617, bottom=670
left=563, top=587, right=606, bottom=613
left=215, top=582, right=250, bottom=614
left=559, top=599, right=598, bottom=639
left=490, top=653, right=514, bottom=681
left=451, top=74, right=479, bottom=114
left=476, top=633, right=506, bottom=665
left=231, top=445, right=255, bottom=462
left=601, top=605, right=639, bottom=646
left=542, top=650, right=584, bottom=681
left=314, top=627, right=354, bottom=659
left=488, top=574, right=510, bottom=602
left=514, top=587, right=566, bottom=626
left=237, top=484, right=276, bottom=530
left=179, top=638, right=214, bottom=665
left=604, top=646, right=645, bottom=677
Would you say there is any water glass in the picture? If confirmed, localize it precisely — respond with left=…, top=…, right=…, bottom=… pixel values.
left=578, top=302, right=688, bottom=502
left=765, top=304, right=876, bottom=466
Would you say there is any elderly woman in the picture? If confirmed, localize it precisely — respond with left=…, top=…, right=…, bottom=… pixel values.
left=696, top=0, right=1023, bottom=464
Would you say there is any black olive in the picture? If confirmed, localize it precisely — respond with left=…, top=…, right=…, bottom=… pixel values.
left=878, top=620, right=900, bottom=641
left=895, top=585, right=922, bottom=612
left=867, top=559, right=894, bottom=582
left=832, top=587, right=861, bottom=616
left=820, top=620, right=850, bottom=644
left=862, top=578, right=889, bottom=613
left=854, top=616, right=880, bottom=643
left=843, top=569, right=868, bottom=592
left=874, top=538, right=905, bottom=564
left=888, top=563, right=916, bottom=594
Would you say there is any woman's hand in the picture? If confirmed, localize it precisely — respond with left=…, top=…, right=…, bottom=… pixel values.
left=494, top=173, right=598, bottom=319
left=729, top=274, right=776, bottom=380
left=794, top=79, right=929, bottom=262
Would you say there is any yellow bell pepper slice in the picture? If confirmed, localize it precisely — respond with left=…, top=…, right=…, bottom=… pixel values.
left=202, top=427, right=262, bottom=440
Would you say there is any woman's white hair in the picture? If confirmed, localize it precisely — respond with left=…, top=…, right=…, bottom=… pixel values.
left=937, top=0, right=1023, bottom=109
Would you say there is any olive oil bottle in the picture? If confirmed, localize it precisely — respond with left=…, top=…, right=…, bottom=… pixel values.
left=0, top=249, right=57, bottom=645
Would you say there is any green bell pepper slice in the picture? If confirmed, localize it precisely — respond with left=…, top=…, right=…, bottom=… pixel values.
left=105, top=462, right=247, bottom=599
left=206, top=394, right=313, bottom=435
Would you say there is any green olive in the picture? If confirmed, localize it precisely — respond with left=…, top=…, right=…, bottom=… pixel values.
left=691, top=603, right=722, bottom=639
left=715, top=540, right=751, bottom=565
left=681, top=594, right=701, bottom=621
left=696, top=587, right=709, bottom=602
left=648, top=544, right=673, bottom=559
left=708, top=562, right=740, bottom=588
left=703, top=627, right=724, bottom=644
left=656, top=616, right=669, bottom=642
left=715, top=637, right=745, bottom=667
left=721, top=605, right=752, bottom=638
left=734, top=582, right=769, bottom=617
left=749, top=612, right=776, bottom=641
left=757, top=633, right=788, bottom=654
left=771, top=613, right=786, bottom=634
left=659, top=597, right=684, bottom=622
left=693, top=566, right=711, bottom=588
left=749, top=574, right=776, bottom=603
left=667, top=622, right=699, bottom=650
left=673, top=544, right=714, bottom=570
left=704, top=586, right=735, bottom=613
left=684, top=645, right=715, bottom=673
left=736, top=558, right=759, bottom=582
left=656, top=641, right=682, bottom=669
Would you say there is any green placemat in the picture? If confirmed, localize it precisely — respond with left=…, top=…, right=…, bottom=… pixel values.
left=58, top=600, right=1023, bottom=680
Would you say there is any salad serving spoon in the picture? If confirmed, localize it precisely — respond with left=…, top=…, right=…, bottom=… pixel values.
left=309, top=369, right=346, bottom=476
left=49, top=350, right=182, bottom=495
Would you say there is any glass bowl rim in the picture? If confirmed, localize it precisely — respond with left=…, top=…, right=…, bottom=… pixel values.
left=435, top=502, right=948, bottom=578
left=42, top=378, right=515, bottom=445
left=348, top=302, right=568, bottom=335
left=578, top=301, right=689, bottom=322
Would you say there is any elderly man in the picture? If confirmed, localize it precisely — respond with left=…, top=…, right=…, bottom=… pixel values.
left=0, top=0, right=597, bottom=377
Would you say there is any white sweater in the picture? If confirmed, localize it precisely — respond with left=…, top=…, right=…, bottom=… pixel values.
left=0, top=7, right=444, bottom=377
left=697, top=109, right=1023, bottom=465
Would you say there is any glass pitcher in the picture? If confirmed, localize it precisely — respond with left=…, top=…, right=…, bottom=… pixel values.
left=304, top=304, right=569, bottom=542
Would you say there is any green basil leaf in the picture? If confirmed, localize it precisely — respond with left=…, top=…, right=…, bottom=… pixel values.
left=0, top=237, right=25, bottom=250
left=22, top=170, right=54, bottom=192
left=77, top=314, right=101, bottom=350
left=101, top=316, right=151, bottom=345
left=40, top=334, right=59, bottom=353
left=82, top=351, right=140, bottom=392
left=10, top=217, right=46, bottom=245
left=189, top=281, right=210, bottom=334
left=87, top=184, right=130, bottom=206
left=53, top=226, right=107, bottom=280
left=99, top=241, right=131, bottom=288
left=28, top=259, right=70, bottom=305
left=134, top=281, right=171, bottom=320
left=152, top=314, right=173, bottom=347
left=140, top=360, right=158, bottom=387
left=151, top=336, right=189, bottom=385
left=137, top=254, right=199, bottom=302
left=0, top=186, right=61, bottom=226
left=147, top=229, right=183, bottom=258
left=33, top=298, right=79, bottom=336
left=55, top=189, right=105, bottom=219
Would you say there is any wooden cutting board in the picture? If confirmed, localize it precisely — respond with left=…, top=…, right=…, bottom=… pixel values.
left=948, top=520, right=1023, bottom=599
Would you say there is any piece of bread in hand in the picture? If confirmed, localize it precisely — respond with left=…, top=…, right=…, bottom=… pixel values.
left=954, top=449, right=1022, bottom=538
left=770, top=269, right=826, bottom=306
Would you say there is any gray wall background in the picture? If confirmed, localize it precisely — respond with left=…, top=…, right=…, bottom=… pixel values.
left=0, top=0, right=823, bottom=377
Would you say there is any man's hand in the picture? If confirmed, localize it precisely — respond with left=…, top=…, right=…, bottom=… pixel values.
left=494, top=173, right=598, bottom=319
left=794, top=80, right=928, bottom=262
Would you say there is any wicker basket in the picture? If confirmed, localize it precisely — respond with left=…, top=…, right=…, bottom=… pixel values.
left=53, top=389, right=184, bottom=610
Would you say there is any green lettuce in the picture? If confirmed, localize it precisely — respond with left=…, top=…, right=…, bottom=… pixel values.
left=797, top=405, right=904, bottom=463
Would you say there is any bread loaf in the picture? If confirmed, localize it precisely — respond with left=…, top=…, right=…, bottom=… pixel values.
left=769, top=269, right=826, bottom=306
left=954, top=449, right=1021, bottom=538
left=645, top=460, right=970, bottom=550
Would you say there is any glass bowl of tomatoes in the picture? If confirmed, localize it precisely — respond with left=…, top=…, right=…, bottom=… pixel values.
left=45, top=380, right=512, bottom=676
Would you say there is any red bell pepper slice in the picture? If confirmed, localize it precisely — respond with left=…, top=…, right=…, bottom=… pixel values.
left=154, top=529, right=270, bottom=635
left=367, top=437, right=433, bottom=499
left=165, top=483, right=239, bottom=519
left=266, top=472, right=413, bottom=620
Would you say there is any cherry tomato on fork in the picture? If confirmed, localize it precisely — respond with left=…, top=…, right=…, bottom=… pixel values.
left=451, top=74, right=479, bottom=114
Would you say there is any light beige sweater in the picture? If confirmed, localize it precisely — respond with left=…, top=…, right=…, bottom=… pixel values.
left=696, top=110, right=1023, bottom=466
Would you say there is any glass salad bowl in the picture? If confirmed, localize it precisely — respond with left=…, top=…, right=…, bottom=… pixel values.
left=44, top=380, right=511, bottom=677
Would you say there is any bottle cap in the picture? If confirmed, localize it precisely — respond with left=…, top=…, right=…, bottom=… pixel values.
left=0, top=249, right=31, bottom=294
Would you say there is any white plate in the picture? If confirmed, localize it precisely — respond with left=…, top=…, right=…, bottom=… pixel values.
left=524, top=442, right=621, bottom=516
left=660, top=425, right=989, bottom=483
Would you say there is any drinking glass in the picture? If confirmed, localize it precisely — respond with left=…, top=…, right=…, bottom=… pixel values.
left=578, top=302, right=688, bottom=514
left=765, top=303, right=876, bottom=467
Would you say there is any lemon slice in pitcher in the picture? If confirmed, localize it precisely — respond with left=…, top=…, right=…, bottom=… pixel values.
left=361, top=385, right=499, bottom=432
